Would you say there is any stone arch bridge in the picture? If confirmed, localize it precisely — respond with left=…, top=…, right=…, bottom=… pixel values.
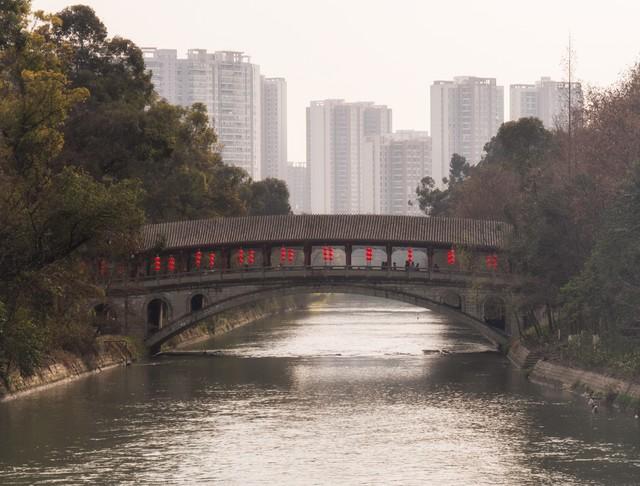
left=102, top=214, right=518, bottom=353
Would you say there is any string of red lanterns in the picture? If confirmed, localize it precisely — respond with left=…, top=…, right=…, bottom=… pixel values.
left=447, top=248, right=456, bottom=265
left=485, top=253, right=498, bottom=270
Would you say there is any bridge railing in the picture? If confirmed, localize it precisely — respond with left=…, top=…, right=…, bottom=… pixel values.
left=105, top=265, right=512, bottom=290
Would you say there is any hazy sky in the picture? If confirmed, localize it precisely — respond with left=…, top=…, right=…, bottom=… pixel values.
left=33, top=0, right=640, bottom=161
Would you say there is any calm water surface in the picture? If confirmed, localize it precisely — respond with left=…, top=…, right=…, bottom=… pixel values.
left=1, top=294, right=640, bottom=485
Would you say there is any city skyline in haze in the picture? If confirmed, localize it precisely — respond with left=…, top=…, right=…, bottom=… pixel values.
left=33, top=0, right=640, bottom=161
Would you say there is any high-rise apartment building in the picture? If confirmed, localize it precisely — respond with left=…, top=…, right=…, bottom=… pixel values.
left=286, top=161, right=310, bottom=214
left=261, top=77, right=287, bottom=180
left=430, top=77, right=504, bottom=186
left=510, top=84, right=538, bottom=120
left=510, top=77, right=583, bottom=129
left=143, top=48, right=264, bottom=180
left=377, top=131, right=431, bottom=216
left=306, top=100, right=392, bottom=214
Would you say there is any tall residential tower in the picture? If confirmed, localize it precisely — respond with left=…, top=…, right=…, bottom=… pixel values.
left=306, top=100, right=392, bottom=214
left=430, top=77, right=503, bottom=186
left=144, top=48, right=274, bottom=180
left=261, top=77, right=287, bottom=180
left=510, top=77, right=583, bottom=129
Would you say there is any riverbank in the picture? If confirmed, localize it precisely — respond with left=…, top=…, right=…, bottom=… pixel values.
left=0, top=295, right=321, bottom=400
left=0, top=337, right=138, bottom=402
left=508, top=340, right=640, bottom=412
left=164, top=294, right=323, bottom=350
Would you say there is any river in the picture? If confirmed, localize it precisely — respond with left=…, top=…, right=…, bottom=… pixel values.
left=1, top=294, right=640, bottom=485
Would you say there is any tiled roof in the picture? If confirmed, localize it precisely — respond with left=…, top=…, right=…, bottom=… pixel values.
left=139, top=215, right=511, bottom=252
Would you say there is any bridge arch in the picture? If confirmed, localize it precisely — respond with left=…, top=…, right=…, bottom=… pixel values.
left=483, top=296, right=507, bottom=332
left=146, top=297, right=172, bottom=336
left=144, top=283, right=508, bottom=353
left=189, top=293, right=207, bottom=313
left=440, top=290, right=462, bottom=310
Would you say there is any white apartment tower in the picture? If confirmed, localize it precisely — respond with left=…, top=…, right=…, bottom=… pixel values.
left=306, top=100, right=392, bottom=214
left=143, top=48, right=263, bottom=180
left=378, top=131, right=432, bottom=216
left=510, top=77, right=583, bottom=129
left=430, top=77, right=504, bottom=186
left=261, top=77, right=287, bottom=180
left=286, top=161, right=310, bottom=214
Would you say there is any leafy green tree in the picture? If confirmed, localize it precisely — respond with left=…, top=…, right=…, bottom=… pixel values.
left=416, top=176, right=447, bottom=216
left=245, top=178, right=291, bottom=216
left=561, top=162, right=640, bottom=335
left=0, top=5, right=144, bottom=385
left=49, top=6, right=252, bottom=222
left=416, top=153, right=469, bottom=216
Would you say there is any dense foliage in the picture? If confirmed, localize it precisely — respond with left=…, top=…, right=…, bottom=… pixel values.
left=417, top=67, right=640, bottom=374
left=0, top=2, right=290, bottom=385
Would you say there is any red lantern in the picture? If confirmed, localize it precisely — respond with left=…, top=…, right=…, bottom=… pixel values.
left=194, top=250, right=202, bottom=269
left=208, top=252, right=215, bottom=269
left=153, top=255, right=161, bottom=273
left=167, top=255, right=176, bottom=273
left=486, top=253, right=498, bottom=270
left=329, top=246, right=334, bottom=262
left=366, top=247, right=373, bottom=263
left=237, top=248, right=245, bottom=265
left=447, top=248, right=456, bottom=266
left=287, top=248, right=294, bottom=263
left=322, top=246, right=328, bottom=263
left=248, top=249, right=255, bottom=265
left=407, top=247, right=414, bottom=263
left=280, top=245, right=286, bottom=264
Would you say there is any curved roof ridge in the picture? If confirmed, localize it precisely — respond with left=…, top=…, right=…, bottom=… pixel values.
left=139, top=214, right=512, bottom=252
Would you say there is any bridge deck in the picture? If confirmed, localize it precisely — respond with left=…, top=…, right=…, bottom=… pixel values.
left=108, top=266, right=514, bottom=295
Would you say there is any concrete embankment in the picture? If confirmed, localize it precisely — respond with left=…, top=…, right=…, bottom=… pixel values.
left=0, top=338, right=137, bottom=402
left=508, top=340, right=640, bottom=410
left=164, top=294, right=323, bottom=350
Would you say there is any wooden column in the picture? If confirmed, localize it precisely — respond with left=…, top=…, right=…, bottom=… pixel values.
left=345, top=243, right=352, bottom=267
left=304, top=243, right=312, bottom=266
left=386, top=244, right=393, bottom=267
left=222, top=248, right=231, bottom=270
left=263, top=245, right=271, bottom=268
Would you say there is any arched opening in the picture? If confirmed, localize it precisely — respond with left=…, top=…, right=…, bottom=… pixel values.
left=441, top=291, right=462, bottom=310
left=145, top=284, right=508, bottom=352
left=190, top=294, right=205, bottom=312
left=483, top=297, right=506, bottom=331
left=147, top=299, right=169, bottom=335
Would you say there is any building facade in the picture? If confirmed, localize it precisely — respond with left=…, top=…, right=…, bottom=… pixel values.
left=286, top=161, right=310, bottom=214
left=378, top=131, right=432, bottom=216
left=430, top=77, right=504, bottom=186
left=510, top=77, right=583, bottom=129
left=306, top=100, right=392, bottom=214
left=261, top=77, right=287, bottom=180
left=143, top=48, right=267, bottom=180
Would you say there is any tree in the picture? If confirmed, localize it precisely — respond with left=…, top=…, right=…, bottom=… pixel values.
left=416, top=153, right=469, bottom=216
left=416, top=176, right=447, bottom=216
left=245, top=178, right=291, bottom=216
left=445, top=153, right=471, bottom=186
left=0, top=5, right=144, bottom=385
left=481, top=117, right=553, bottom=185
left=49, top=6, right=253, bottom=223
